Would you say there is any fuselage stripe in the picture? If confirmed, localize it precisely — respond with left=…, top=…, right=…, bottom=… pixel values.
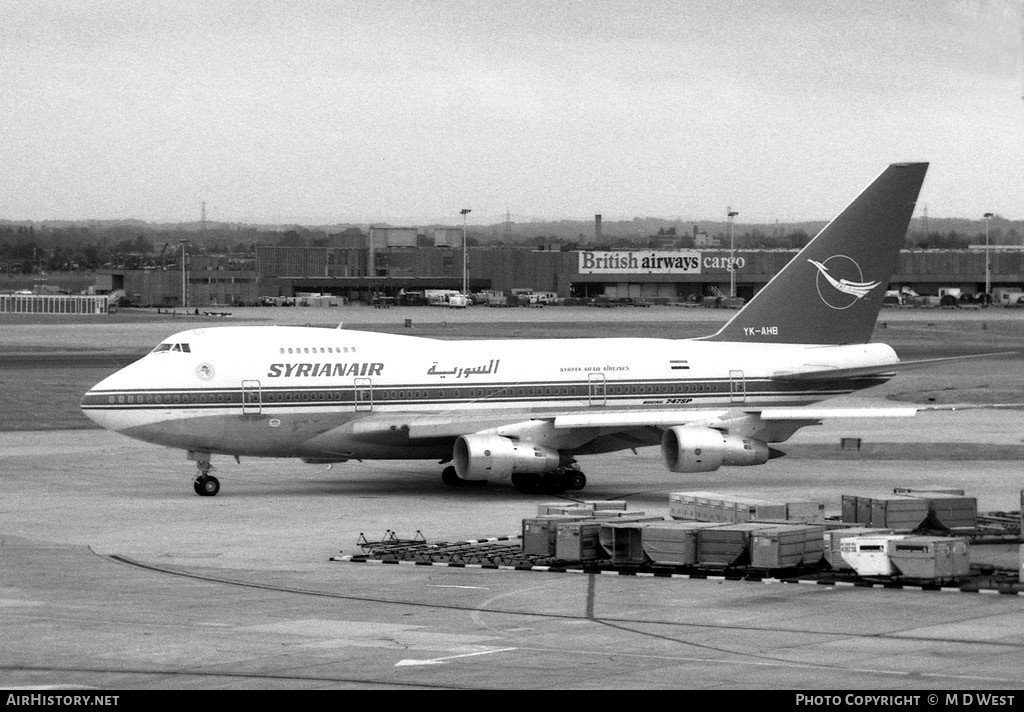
left=81, top=375, right=885, bottom=411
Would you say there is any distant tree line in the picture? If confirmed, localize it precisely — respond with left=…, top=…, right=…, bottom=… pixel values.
left=0, top=218, right=1018, bottom=275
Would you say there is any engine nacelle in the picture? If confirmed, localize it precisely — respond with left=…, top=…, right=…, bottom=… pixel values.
left=661, top=426, right=772, bottom=473
left=453, top=434, right=561, bottom=481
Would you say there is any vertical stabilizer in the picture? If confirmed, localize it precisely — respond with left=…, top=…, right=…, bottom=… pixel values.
left=706, top=162, right=928, bottom=345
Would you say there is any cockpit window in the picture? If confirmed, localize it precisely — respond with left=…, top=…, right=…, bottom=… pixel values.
left=150, top=343, right=191, bottom=354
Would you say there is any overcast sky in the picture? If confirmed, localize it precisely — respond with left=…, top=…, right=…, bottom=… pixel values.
left=2, top=1, right=1021, bottom=225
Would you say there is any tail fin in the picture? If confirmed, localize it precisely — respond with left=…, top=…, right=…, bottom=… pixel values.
left=706, top=162, right=928, bottom=345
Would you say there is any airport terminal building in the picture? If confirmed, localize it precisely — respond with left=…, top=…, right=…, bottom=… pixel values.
left=96, top=240, right=1024, bottom=308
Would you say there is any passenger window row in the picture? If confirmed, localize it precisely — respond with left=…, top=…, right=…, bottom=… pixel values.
left=105, top=382, right=727, bottom=406
left=109, top=392, right=227, bottom=404
left=279, top=346, right=356, bottom=354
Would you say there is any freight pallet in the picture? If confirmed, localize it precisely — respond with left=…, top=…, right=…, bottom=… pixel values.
left=353, top=532, right=552, bottom=567
left=345, top=531, right=835, bottom=577
left=333, top=531, right=1024, bottom=594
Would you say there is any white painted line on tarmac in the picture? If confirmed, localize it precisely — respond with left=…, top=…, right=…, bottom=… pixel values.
left=396, top=647, right=518, bottom=667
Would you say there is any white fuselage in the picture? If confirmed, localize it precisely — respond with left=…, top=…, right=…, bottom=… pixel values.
left=81, top=325, right=897, bottom=460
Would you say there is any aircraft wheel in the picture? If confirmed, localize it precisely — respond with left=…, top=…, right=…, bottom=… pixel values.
left=566, top=471, right=587, bottom=491
left=196, top=475, right=220, bottom=497
left=193, top=479, right=203, bottom=496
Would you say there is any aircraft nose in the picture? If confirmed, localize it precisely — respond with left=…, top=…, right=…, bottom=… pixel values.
left=81, top=385, right=114, bottom=430
left=80, top=370, right=131, bottom=432
left=80, top=387, right=104, bottom=427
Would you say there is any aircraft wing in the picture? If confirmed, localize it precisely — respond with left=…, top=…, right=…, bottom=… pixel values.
left=552, top=407, right=917, bottom=430
left=398, top=406, right=917, bottom=441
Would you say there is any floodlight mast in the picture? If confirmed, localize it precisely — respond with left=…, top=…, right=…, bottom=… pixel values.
left=727, top=209, right=739, bottom=297
left=460, top=208, right=471, bottom=295
left=179, top=240, right=189, bottom=308
left=984, top=212, right=994, bottom=301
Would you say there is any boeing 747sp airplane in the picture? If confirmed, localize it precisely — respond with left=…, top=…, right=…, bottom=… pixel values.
left=83, top=162, right=929, bottom=496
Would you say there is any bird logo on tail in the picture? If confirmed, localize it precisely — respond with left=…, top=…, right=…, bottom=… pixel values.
left=808, top=257, right=881, bottom=310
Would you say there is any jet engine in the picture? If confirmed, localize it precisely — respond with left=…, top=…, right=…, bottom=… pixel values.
left=661, top=426, right=776, bottom=473
left=453, top=434, right=561, bottom=481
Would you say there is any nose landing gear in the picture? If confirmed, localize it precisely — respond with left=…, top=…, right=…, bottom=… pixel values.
left=189, top=450, right=219, bottom=497
left=194, top=473, right=220, bottom=497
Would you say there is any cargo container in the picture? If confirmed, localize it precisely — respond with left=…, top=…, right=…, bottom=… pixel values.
left=669, top=491, right=726, bottom=520
left=537, top=502, right=595, bottom=516
left=583, top=500, right=628, bottom=512
left=800, top=526, right=826, bottom=565
left=669, top=491, right=800, bottom=523
left=598, top=521, right=651, bottom=565
left=842, top=492, right=973, bottom=531
left=639, top=521, right=730, bottom=566
left=522, top=515, right=594, bottom=556
left=856, top=496, right=874, bottom=525
left=905, top=493, right=978, bottom=530
left=823, top=528, right=893, bottom=570
left=592, top=511, right=655, bottom=521
left=696, top=522, right=780, bottom=567
left=869, top=495, right=929, bottom=529
left=554, top=521, right=605, bottom=562
left=750, top=525, right=806, bottom=569
left=841, top=495, right=860, bottom=524
left=749, top=524, right=826, bottom=569
left=786, top=500, right=826, bottom=523
left=595, top=519, right=676, bottom=564
left=742, top=501, right=789, bottom=522
left=888, top=537, right=970, bottom=581
left=839, top=535, right=909, bottom=576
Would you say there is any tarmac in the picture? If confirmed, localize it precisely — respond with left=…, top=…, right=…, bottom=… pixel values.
left=3, top=307, right=1024, bottom=690
left=3, top=411, right=1024, bottom=690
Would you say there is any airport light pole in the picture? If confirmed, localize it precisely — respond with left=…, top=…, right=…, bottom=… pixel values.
left=983, top=212, right=993, bottom=302
left=179, top=240, right=189, bottom=308
left=727, top=209, right=739, bottom=297
left=460, top=208, right=471, bottom=295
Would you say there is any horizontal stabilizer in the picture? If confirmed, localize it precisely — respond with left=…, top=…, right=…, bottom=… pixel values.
left=775, top=351, right=1019, bottom=382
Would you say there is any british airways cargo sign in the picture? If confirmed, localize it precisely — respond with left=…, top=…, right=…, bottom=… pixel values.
left=578, top=250, right=701, bottom=275
left=578, top=250, right=746, bottom=275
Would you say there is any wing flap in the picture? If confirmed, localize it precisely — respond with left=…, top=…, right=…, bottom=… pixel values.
left=555, top=409, right=733, bottom=429
left=759, top=407, right=918, bottom=419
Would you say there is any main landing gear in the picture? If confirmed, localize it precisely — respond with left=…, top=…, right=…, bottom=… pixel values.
left=190, top=451, right=220, bottom=497
left=512, top=465, right=586, bottom=495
